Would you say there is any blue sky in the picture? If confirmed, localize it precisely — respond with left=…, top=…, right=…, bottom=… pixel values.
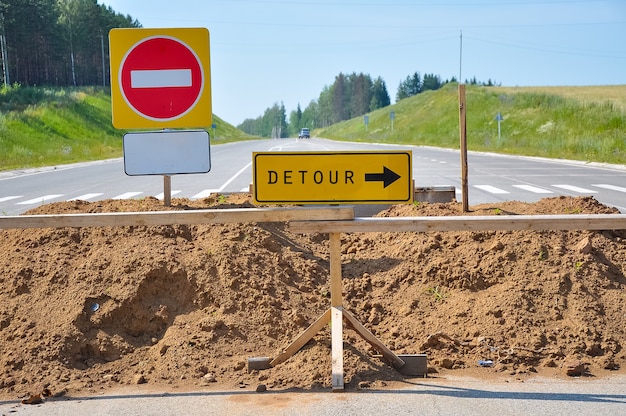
left=100, top=0, right=626, bottom=126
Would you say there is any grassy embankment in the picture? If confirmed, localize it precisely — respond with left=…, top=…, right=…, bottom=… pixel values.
left=317, top=83, right=626, bottom=165
left=0, top=85, right=256, bottom=171
left=1, top=84, right=625, bottom=171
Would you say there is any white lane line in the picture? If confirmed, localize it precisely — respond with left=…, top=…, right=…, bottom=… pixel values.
left=131, top=69, right=192, bottom=88
left=193, top=163, right=253, bottom=199
left=0, top=196, right=22, bottom=202
left=592, top=184, right=626, bottom=193
left=220, top=162, right=252, bottom=190
left=474, top=185, right=509, bottom=194
left=553, top=184, right=597, bottom=193
left=112, top=192, right=143, bottom=200
left=155, top=190, right=182, bottom=200
left=512, top=185, right=553, bottom=194
left=68, top=193, right=104, bottom=201
left=192, top=189, right=219, bottom=199
left=17, top=194, right=64, bottom=205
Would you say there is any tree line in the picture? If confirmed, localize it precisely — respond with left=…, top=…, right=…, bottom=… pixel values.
left=238, top=72, right=391, bottom=138
left=239, top=70, right=500, bottom=138
left=0, top=0, right=139, bottom=88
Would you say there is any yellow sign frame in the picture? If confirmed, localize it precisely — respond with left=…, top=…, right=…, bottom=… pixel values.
left=109, top=27, right=211, bottom=129
left=253, top=151, right=413, bottom=204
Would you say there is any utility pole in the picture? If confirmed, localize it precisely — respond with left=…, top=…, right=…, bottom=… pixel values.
left=459, top=30, right=463, bottom=83
left=100, top=31, right=106, bottom=87
left=459, top=31, right=469, bottom=212
left=0, top=13, right=9, bottom=87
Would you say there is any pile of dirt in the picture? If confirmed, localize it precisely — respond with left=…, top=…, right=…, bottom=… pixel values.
left=0, top=194, right=624, bottom=399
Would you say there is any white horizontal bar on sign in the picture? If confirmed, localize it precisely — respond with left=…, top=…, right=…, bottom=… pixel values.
left=130, top=69, right=192, bottom=88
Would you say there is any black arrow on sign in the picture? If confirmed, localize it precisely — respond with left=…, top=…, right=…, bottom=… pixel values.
left=364, top=166, right=401, bottom=188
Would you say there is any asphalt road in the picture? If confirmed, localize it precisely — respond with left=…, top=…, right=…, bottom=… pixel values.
left=1, top=375, right=624, bottom=415
left=1, top=138, right=626, bottom=215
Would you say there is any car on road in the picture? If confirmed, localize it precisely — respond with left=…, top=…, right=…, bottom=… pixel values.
left=298, top=128, right=310, bottom=139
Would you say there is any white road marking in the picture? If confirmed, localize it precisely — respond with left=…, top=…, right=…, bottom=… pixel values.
left=17, top=194, right=64, bottom=205
left=68, top=193, right=104, bottom=201
left=192, top=163, right=252, bottom=199
left=592, top=184, right=626, bottom=193
left=155, top=190, right=181, bottom=200
left=474, top=185, right=509, bottom=194
left=131, top=69, right=192, bottom=88
left=112, top=192, right=143, bottom=200
left=0, top=196, right=22, bottom=202
left=192, top=189, right=219, bottom=199
left=512, top=185, right=553, bottom=194
left=221, top=163, right=252, bottom=190
left=552, top=184, right=597, bottom=193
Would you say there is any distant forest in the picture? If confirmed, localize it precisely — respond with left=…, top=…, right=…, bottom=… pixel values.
left=0, top=1, right=498, bottom=133
left=0, top=0, right=139, bottom=88
left=238, top=71, right=499, bottom=138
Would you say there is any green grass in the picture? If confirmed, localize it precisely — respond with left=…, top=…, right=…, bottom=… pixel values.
left=0, top=84, right=257, bottom=171
left=2, top=83, right=625, bottom=171
left=316, top=83, right=626, bottom=165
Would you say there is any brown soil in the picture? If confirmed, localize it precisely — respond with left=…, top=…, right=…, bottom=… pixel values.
left=1, top=194, right=625, bottom=400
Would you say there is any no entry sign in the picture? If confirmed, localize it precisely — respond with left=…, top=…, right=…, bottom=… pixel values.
left=109, top=28, right=211, bottom=129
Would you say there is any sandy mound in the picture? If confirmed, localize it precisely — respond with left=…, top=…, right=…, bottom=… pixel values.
left=0, top=194, right=624, bottom=399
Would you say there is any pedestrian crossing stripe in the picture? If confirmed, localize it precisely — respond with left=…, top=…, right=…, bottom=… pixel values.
left=17, top=194, right=64, bottom=205
left=112, top=192, right=143, bottom=200
left=512, top=185, right=553, bottom=194
left=553, top=185, right=597, bottom=193
left=474, top=185, right=509, bottom=194
left=2, top=183, right=625, bottom=206
left=68, top=193, right=104, bottom=201
left=592, top=184, right=626, bottom=193
left=156, top=190, right=181, bottom=200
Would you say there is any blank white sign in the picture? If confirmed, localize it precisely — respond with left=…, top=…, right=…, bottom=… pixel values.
left=123, top=130, right=210, bottom=175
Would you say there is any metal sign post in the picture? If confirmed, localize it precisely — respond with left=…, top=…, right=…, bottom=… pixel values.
left=495, top=112, right=503, bottom=140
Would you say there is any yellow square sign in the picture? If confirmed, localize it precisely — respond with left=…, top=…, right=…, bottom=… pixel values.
left=109, top=27, right=211, bottom=129
left=253, top=151, right=413, bottom=204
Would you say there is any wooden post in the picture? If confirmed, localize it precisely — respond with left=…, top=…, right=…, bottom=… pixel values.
left=459, top=84, right=469, bottom=212
left=163, top=175, right=172, bottom=207
left=253, top=229, right=408, bottom=390
left=329, top=232, right=344, bottom=391
left=329, top=233, right=342, bottom=308
left=331, top=306, right=344, bottom=391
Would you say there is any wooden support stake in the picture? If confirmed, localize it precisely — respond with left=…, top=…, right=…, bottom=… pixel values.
left=331, top=306, right=344, bottom=392
left=342, top=309, right=405, bottom=369
left=270, top=309, right=331, bottom=367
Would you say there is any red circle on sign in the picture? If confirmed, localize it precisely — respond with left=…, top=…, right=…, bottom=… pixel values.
left=119, top=36, right=204, bottom=121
